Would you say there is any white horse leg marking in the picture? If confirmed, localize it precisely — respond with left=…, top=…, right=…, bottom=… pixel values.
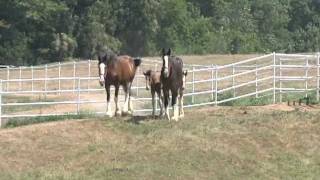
left=171, top=96, right=179, bottom=121
left=122, top=91, right=129, bottom=114
left=172, top=105, right=179, bottom=121
left=106, top=100, right=113, bottom=117
left=165, top=106, right=170, bottom=121
left=115, top=96, right=121, bottom=116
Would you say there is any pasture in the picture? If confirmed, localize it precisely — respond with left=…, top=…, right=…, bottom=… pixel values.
left=1, top=106, right=320, bottom=179
left=0, top=54, right=320, bottom=179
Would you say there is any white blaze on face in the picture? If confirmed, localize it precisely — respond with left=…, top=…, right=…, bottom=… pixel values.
left=163, top=55, right=169, bottom=77
left=99, top=63, right=106, bottom=82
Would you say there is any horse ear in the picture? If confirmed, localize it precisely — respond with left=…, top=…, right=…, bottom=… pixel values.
left=161, top=48, right=166, bottom=56
left=98, top=55, right=101, bottom=62
left=184, top=70, right=188, bottom=76
left=143, top=71, right=147, bottom=76
left=167, top=48, right=171, bottom=56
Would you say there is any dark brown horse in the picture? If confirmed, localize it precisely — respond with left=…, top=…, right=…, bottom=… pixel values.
left=143, top=70, right=163, bottom=118
left=160, top=48, right=185, bottom=121
left=98, top=51, right=141, bottom=117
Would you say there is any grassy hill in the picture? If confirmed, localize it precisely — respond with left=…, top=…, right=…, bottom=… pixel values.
left=0, top=105, right=320, bottom=179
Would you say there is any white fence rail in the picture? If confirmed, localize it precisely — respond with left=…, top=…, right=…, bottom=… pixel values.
left=0, top=53, right=319, bottom=126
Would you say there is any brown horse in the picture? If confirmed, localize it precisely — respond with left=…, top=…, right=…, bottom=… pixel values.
left=160, top=48, right=185, bottom=121
left=98, top=51, right=141, bottom=117
left=143, top=70, right=163, bottom=118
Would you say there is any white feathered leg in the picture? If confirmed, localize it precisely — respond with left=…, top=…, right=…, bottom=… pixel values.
left=106, top=100, right=113, bottom=117
left=115, top=96, right=121, bottom=116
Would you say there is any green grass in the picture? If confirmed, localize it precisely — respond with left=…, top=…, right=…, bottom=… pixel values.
left=4, top=111, right=96, bottom=128
left=0, top=107, right=320, bottom=179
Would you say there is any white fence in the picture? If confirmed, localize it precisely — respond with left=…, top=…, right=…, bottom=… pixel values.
left=0, top=52, right=319, bottom=126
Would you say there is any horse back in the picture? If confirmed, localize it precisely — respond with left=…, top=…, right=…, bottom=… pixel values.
left=115, top=56, right=137, bottom=82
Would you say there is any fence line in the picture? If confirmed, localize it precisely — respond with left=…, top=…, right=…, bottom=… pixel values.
left=0, top=53, right=319, bottom=126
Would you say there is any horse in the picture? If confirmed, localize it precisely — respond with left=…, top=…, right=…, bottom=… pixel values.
left=143, top=70, right=163, bottom=118
left=160, top=48, right=185, bottom=121
left=98, top=51, right=141, bottom=117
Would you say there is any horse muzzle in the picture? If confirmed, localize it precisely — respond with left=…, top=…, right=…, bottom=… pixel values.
left=99, top=75, right=105, bottom=87
left=163, top=70, right=169, bottom=78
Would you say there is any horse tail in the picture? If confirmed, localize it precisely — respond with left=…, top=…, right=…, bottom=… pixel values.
left=134, top=58, right=142, bottom=67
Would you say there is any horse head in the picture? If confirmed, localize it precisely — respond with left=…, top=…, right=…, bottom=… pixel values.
left=98, top=54, right=106, bottom=87
left=98, top=50, right=117, bottom=87
left=182, top=70, right=188, bottom=90
left=161, top=48, right=172, bottom=78
left=143, top=70, right=152, bottom=91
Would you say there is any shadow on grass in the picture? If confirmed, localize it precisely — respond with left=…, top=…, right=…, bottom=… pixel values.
left=126, top=115, right=164, bottom=124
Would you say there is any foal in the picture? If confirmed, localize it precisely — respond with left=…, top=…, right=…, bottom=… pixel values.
left=160, top=48, right=185, bottom=121
left=143, top=70, right=163, bottom=118
left=98, top=51, right=141, bottom=117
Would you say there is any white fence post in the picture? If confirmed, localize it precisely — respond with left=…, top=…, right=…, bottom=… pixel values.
left=58, top=62, right=61, bottom=95
left=19, top=66, right=22, bottom=91
left=0, top=80, right=2, bottom=127
left=192, top=66, right=195, bottom=104
left=232, top=65, right=235, bottom=97
left=44, top=64, right=47, bottom=96
left=73, top=61, right=76, bottom=94
left=279, top=59, right=282, bottom=102
left=6, top=67, right=9, bottom=92
left=211, top=64, right=214, bottom=101
left=77, top=78, right=81, bottom=115
left=31, top=66, right=34, bottom=95
left=317, top=53, right=320, bottom=101
left=255, top=64, right=258, bottom=98
left=136, top=68, right=139, bottom=96
left=273, top=52, right=276, bottom=103
left=88, top=59, right=91, bottom=93
left=305, top=58, right=309, bottom=98
left=215, top=65, right=218, bottom=106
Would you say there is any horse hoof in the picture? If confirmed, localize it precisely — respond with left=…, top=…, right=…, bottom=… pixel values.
left=171, top=117, right=179, bottom=122
left=115, top=110, right=122, bottom=116
left=106, top=112, right=114, bottom=118
left=121, top=110, right=132, bottom=116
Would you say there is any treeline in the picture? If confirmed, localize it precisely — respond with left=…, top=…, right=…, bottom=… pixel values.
left=0, top=0, right=320, bottom=65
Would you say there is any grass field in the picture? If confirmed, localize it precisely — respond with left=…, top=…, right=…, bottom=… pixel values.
left=0, top=105, right=320, bottom=180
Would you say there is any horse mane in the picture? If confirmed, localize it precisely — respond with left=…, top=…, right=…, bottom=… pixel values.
left=98, top=50, right=117, bottom=65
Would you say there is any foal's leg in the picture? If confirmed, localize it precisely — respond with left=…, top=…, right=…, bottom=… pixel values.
left=178, top=88, right=184, bottom=118
left=171, top=90, right=179, bottom=121
left=151, top=89, right=156, bottom=118
left=157, top=90, right=164, bottom=117
left=122, top=83, right=129, bottom=114
left=163, top=89, right=170, bottom=121
left=114, top=85, right=121, bottom=116
left=106, top=85, right=113, bottom=117
left=128, top=82, right=133, bottom=114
